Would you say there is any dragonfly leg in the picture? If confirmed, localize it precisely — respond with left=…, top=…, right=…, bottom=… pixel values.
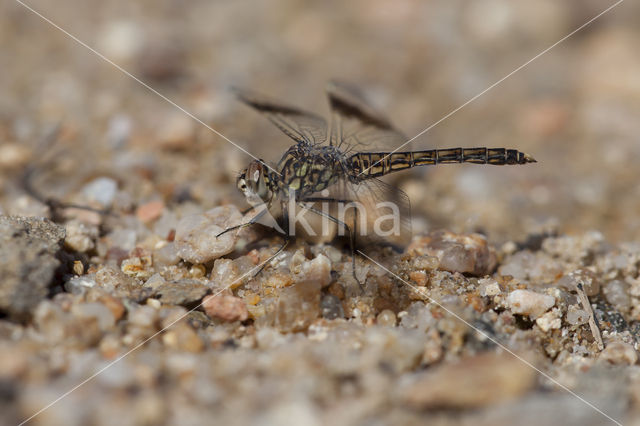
left=215, top=205, right=268, bottom=238
left=297, top=199, right=363, bottom=291
left=241, top=205, right=258, bottom=215
left=252, top=235, right=290, bottom=278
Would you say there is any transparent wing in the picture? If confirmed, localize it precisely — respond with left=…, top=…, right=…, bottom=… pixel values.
left=302, top=176, right=412, bottom=247
left=326, top=80, right=409, bottom=152
left=234, top=87, right=328, bottom=145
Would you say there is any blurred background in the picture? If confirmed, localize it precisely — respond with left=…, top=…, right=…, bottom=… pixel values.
left=1, top=0, right=639, bottom=243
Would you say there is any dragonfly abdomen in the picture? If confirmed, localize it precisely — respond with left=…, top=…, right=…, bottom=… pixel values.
left=351, top=147, right=536, bottom=179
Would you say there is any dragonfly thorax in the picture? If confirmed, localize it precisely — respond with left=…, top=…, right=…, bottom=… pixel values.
left=277, top=144, right=344, bottom=198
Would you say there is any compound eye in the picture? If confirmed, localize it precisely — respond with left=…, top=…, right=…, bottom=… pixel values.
left=237, top=178, right=248, bottom=191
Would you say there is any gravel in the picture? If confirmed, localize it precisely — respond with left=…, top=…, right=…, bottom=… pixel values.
left=0, top=216, right=65, bottom=319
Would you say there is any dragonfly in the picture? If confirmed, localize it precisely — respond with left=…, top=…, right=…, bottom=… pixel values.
left=220, top=81, right=536, bottom=285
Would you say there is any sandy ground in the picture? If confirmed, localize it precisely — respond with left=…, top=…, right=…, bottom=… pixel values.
left=1, top=1, right=640, bottom=425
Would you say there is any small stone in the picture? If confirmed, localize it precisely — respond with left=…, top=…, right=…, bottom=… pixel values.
left=153, top=280, right=209, bottom=306
left=542, top=232, right=605, bottom=263
left=412, top=255, right=439, bottom=271
left=156, top=114, right=195, bottom=150
left=498, top=250, right=563, bottom=284
left=153, top=242, right=180, bottom=266
left=210, top=258, right=248, bottom=290
left=86, top=290, right=125, bottom=321
left=603, top=280, right=630, bottom=313
left=162, top=323, right=204, bottom=352
left=202, top=294, right=248, bottom=322
left=64, top=276, right=96, bottom=295
left=327, top=282, right=345, bottom=300
left=189, top=264, right=206, bottom=278
left=566, top=305, right=589, bottom=326
left=138, top=42, right=186, bottom=83
left=104, top=228, right=138, bottom=252
left=599, top=341, right=638, bottom=365
left=507, top=289, right=555, bottom=319
left=121, top=252, right=153, bottom=279
left=421, top=328, right=443, bottom=365
left=71, top=302, right=116, bottom=332
left=478, top=278, right=501, bottom=297
left=128, top=305, right=157, bottom=328
left=81, top=177, right=118, bottom=208
left=376, top=309, right=397, bottom=326
left=409, top=270, right=428, bottom=286
left=99, top=334, right=121, bottom=359
left=536, top=309, right=561, bottom=332
left=0, top=216, right=65, bottom=319
left=72, top=261, right=84, bottom=276
left=274, top=280, right=322, bottom=333
left=136, top=200, right=165, bottom=224
left=98, top=20, right=142, bottom=61
left=399, top=302, right=435, bottom=332
left=174, top=206, right=242, bottom=264
left=0, top=143, right=31, bottom=168
left=407, top=230, right=496, bottom=275
left=64, top=220, right=98, bottom=252
left=399, top=352, right=536, bottom=408
left=557, top=269, right=600, bottom=296
left=292, top=254, right=332, bottom=287
left=320, top=294, right=344, bottom=320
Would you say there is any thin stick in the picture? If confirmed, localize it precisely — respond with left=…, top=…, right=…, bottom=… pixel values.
left=576, top=282, right=605, bottom=351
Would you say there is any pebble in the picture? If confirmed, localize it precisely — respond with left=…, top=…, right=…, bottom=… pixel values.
left=565, top=305, right=589, bottom=326
left=153, top=242, right=181, bottom=266
left=128, top=305, right=158, bottom=328
left=136, top=200, right=165, bottom=224
left=599, top=341, right=638, bottom=366
left=398, top=352, right=536, bottom=408
left=399, top=302, right=435, bottom=333
left=408, top=270, right=428, bottom=286
left=71, top=302, right=116, bottom=332
left=81, top=177, right=118, bottom=208
left=156, top=114, right=195, bottom=150
left=602, top=280, right=631, bottom=313
left=121, top=251, right=154, bottom=279
left=64, top=276, right=97, bottom=295
left=407, top=231, right=496, bottom=275
left=556, top=269, right=600, bottom=297
left=542, top=232, right=605, bottom=263
left=478, top=278, right=501, bottom=297
left=535, top=309, right=562, bottom=332
left=376, top=309, right=397, bottom=326
left=0, top=216, right=65, bottom=319
left=507, top=289, right=555, bottom=319
left=274, top=279, right=321, bottom=333
left=292, top=253, right=332, bottom=287
left=152, top=280, right=209, bottom=306
left=174, top=206, right=243, bottom=264
left=98, top=20, right=142, bottom=61
left=0, top=143, right=31, bottom=169
left=202, top=294, right=249, bottom=322
left=86, top=289, right=125, bottom=321
left=162, top=323, right=204, bottom=352
left=498, top=250, right=562, bottom=283
left=320, top=294, right=344, bottom=320
left=64, top=220, right=98, bottom=252
left=104, top=228, right=138, bottom=252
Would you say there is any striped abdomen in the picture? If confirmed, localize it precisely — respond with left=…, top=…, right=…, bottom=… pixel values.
left=350, top=147, right=536, bottom=180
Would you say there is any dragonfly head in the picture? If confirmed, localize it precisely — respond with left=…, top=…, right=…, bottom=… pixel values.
left=237, top=160, right=275, bottom=205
